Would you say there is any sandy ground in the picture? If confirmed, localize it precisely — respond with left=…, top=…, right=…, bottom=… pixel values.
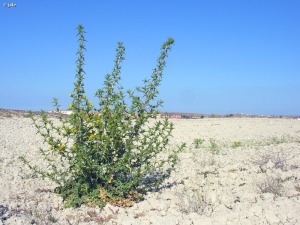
left=1, top=113, right=300, bottom=225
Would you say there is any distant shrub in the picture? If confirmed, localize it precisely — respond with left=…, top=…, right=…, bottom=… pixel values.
left=256, top=175, right=284, bottom=197
left=231, top=141, right=242, bottom=149
left=20, top=25, right=185, bottom=208
left=193, top=138, right=204, bottom=149
left=252, top=149, right=288, bottom=172
left=208, top=138, right=220, bottom=154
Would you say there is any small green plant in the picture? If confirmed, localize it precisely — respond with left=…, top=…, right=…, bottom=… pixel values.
left=208, top=138, right=220, bottom=154
left=48, top=215, right=58, bottom=223
left=20, top=25, right=185, bottom=208
left=193, top=138, right=204, bottom=149
left=231, top=141, right=242, bottom=149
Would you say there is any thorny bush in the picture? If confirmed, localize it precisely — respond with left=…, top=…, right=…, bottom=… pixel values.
left=20, top=25, right=185, bottom=208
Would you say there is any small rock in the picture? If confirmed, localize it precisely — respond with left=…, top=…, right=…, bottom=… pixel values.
left=266, top=161, right=275, bottom=170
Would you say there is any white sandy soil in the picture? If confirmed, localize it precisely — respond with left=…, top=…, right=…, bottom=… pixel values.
left=1, top=114, right=300, bottom=225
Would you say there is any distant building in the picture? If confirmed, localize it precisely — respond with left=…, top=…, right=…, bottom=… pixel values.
left=48, top=110, right=73, bottom=115
left=170, top=115, right=181, bottom=119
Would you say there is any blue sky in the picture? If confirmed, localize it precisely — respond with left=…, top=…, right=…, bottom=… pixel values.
left=1, top=0, right=299, bottom=116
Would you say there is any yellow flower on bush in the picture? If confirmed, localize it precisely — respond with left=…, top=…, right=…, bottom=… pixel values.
left=58, top=143, right=65, bottom=151
left=108, top=174, right=113, bottom=184
left=69, top=103, right=74, bottom=109
left=73, top=128, right=77, bottom=134
left=82, top=95, right=86, bottom=99
left=88, top=135, right=93, bottom=141
left=88, top=101, right=92, bottom=106
left=126, top=164, right=132, bottom=172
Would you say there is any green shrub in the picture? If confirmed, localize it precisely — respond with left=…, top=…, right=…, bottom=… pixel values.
left=20, top=25, right=185, bottom=208
left=208, top=138, right=220, bottom=154
left=231, top=141, right=242, bottom=149
left=193, top=138, right=204, bottom=149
